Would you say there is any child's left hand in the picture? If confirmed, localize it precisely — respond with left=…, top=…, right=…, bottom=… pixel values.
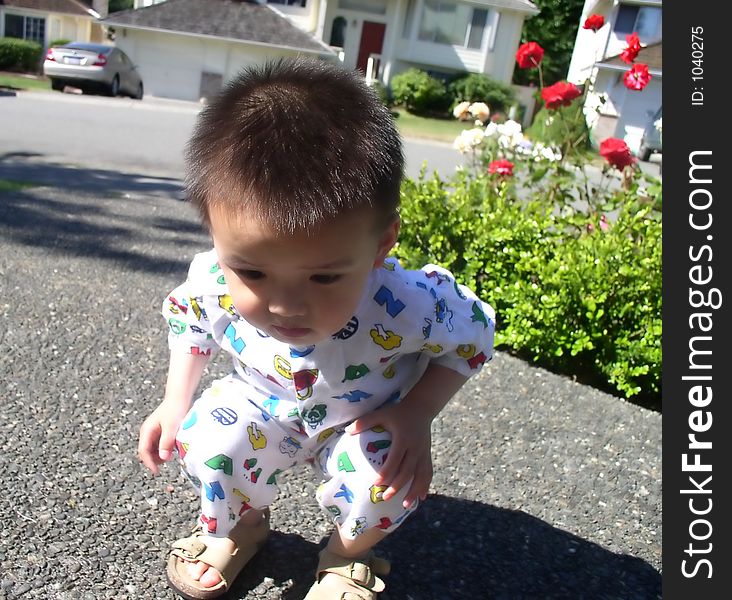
left=345, top=402, right=434, bottom=509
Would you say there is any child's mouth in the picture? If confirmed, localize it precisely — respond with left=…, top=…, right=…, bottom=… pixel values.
left=271, top=325, right=312, bottom=339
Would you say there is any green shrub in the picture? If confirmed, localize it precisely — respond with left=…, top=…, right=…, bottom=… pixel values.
left=48, top=39, right=72, bottom=48
left=390, top=68, right=450, bottom=115
left=448, top=73, right=516, bottom=114
left=369, top=80, right=392, bottom=107
left=526, top=100, right=590, bottom=156
left=0, top=38, right=43, bottom=73
left=395, top=168, right=662, bottom=403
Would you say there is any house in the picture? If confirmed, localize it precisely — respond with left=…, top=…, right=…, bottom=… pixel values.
left=102, top=0, right=538, bottom=103
left=566, top=0, right=662, bottom=154
left=0, top=0, right=108, bottom=46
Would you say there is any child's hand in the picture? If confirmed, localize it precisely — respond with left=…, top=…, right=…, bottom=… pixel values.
left=138, top=400, right=189, bottom=475
left=346, top=403, right=434, bottom=509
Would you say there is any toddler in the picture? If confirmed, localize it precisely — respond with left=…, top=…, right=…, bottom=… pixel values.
left=138, top=57, right=495, bottom=600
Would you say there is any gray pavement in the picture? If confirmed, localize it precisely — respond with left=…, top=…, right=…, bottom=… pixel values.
left=0, top=157, right=661, bottom=599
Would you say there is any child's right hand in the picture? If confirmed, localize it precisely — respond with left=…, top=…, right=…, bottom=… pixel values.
left=138, top=399, right=190, bottom=475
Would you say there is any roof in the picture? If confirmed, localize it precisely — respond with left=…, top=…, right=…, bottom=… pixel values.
left=102, top=0, right=334, bottom=55
left=0, top=0, right=95, bottom=17
left=599, top=42, right=662, bottom=73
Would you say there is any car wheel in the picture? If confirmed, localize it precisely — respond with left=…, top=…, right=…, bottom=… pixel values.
left=50, top=79, right=65, bottom=92
left=133, top=82, right=144, bottom=100
left=638, top=144, right=652, bottom=162
left=108, top=75, right=120, bottom=97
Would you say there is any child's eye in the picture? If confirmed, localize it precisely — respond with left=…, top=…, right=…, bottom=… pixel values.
left=236, top=269, right=265, bottom=281
left=310, top=274, right=342, bottom=285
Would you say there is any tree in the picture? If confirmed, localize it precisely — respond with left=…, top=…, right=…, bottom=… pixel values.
left=109, top=0, right=134, bottom=13
left=513, top=0, right=585, bottom=87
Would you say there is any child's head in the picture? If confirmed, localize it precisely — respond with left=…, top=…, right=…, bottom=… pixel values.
left=185, top=57, right=404, bottom=236
left=185, top=58, right=404, bottom=345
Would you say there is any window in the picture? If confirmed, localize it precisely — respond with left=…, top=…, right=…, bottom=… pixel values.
left=267, top=0, right=307, bottom=7
left=4, top=14, right=46, bottom=44
left=338, top=0, right=387, bottom=15
left=417, top=0, right=488, bottom=49
left=330, top=16, right=347, bottom=48
left=614, top=4, right=661, bottom=40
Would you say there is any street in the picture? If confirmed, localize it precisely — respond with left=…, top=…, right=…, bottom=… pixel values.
left=0, top=91, right=468, bottom=182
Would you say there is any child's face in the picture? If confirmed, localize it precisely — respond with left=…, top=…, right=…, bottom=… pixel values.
left=209, top=207, right=399, bottom=346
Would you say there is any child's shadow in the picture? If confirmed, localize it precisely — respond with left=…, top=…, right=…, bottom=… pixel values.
left=230, top=495, right=661, bottom=599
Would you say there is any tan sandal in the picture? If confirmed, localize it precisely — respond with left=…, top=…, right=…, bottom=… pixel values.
left=165, top=509, right=270, bottom=600
left=304, top=548, right=391, bottom=600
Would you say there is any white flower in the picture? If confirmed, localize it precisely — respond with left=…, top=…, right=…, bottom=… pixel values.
left=453, top=101, right=471, bottom=120
left=484, top=121, right=498, bottom=137
left=468, top=102, right=490, bottom=122
left=452, top=127, right=485, bottom=153
left=497, top=119, right=522, bottom=139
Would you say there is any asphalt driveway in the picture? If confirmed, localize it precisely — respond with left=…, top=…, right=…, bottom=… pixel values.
left=0, top=157, right=661, bottom=599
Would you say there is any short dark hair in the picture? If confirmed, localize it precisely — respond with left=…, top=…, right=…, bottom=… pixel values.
left=185, top=57, right=404, bottom=234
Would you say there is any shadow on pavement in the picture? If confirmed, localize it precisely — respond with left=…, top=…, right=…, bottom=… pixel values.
left=226, top=495, right=660, bottom=600
left=0, top=157, right=208, bottom=276
left=0, top=152, right=183, bottom=196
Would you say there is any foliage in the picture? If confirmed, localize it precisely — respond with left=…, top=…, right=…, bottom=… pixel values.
left=369, top=80, right=392, bottom=107
left=390, top=68, right=450, bottom=115
left=395, top=167, right=662, bottom=403
left=513, top=0, right=585, bottom=87
left=0, top=38, right=42, bottom=73
left=48, top=39, right=72, bottom=48
left=447, top=73, right=516, bottom=114
left=526, top=100, right=590, bottom=154
left=109, top=0, right=134, bottom=12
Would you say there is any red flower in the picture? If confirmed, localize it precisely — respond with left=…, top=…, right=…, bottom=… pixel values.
left=623, top=63, right=652, bottom=91
left=488, top=159, right=515, bottom=177
left=599, top=138, right=636, bottom=170
left=583, top=14, right=605, bottom=31
left=540, top=81, right=582, bottom=110
left=620, top=32, right=642, bottom=63
left=516, top=42, right=544, bottom=69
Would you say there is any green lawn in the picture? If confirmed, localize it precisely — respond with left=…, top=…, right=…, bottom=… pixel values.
left=0, top=179, right=38, bottom=193
left=391, top=108, right=469, bottom=144
left=0, top=71, right=51, bottom=92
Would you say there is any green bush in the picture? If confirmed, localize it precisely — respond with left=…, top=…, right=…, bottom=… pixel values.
left=48, top=39, right=72, bottom=48
left=390, top=68, right=450, bottom=115
left=448, top=73, right=516, bottom=114
left=395, top=168, right=662, bottom=403
left=526, top=100, right=590, bottom=156
left=0, top=38, right=43, bottom=73
left=369, top=80, right=392, bottom=107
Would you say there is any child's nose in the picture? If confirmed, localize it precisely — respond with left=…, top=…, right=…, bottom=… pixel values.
left=268, top=290, right=307, bottom=317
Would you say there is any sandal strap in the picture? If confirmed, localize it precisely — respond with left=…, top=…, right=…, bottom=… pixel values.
left=315, top=549, right=390, bottom=593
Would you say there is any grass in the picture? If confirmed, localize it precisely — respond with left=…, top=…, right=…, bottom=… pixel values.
left=0, top=71, right=51, bottom=92
left=0, top=179, right=38, bottom=193
left=391, top=107, right=468, bottom=144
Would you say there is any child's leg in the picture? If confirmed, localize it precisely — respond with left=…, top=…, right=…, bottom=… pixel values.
left=172, top=377, right=304, bottom=589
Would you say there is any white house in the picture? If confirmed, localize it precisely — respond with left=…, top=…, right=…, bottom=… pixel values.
left=566, top=0, right=662, bottom=154
left=0, top=0, right=108, bottom=47
left=102, top=0, right=538, bottom=102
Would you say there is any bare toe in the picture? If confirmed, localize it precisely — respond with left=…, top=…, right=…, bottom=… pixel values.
left=199, top=566, right=223, bottom=588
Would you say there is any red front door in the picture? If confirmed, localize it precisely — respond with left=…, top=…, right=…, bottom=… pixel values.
left=356, top=21, right=386, bottom=74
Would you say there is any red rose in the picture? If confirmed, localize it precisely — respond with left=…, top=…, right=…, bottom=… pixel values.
left=623, top=63, right=652, bottom=91
left=488, top=159, right=515, bottom=176
left=540, top=81, right=582, bottom=110
left=599, top=138, right=636, bottom=170
left=620, top=32, right=641, bottom=63
left=583, top=14, right=605, bottom=31
left=516, top=42, right=544, bottom=69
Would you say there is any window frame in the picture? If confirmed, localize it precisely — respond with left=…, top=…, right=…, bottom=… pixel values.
left=415, top=0, right=489, bottom=50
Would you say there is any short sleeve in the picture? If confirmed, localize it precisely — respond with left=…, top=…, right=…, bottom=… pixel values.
left=161, top=250, right=233, bottom=357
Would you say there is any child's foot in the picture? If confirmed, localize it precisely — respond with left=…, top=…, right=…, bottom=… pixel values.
left=304, top=548, right=390, bottom=600
left=166, top=510, right=270, bottom=599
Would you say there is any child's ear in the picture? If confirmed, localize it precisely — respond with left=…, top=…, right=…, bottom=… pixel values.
left=373, top=217, right=400, bottom=268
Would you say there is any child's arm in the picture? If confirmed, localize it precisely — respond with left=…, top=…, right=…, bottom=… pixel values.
left=346, top=363, right=468, bottom=508
left=138, top=349, right=211, bottom=475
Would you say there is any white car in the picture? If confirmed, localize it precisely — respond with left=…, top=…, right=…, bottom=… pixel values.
left=43, top=42, right=143, bottom=99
